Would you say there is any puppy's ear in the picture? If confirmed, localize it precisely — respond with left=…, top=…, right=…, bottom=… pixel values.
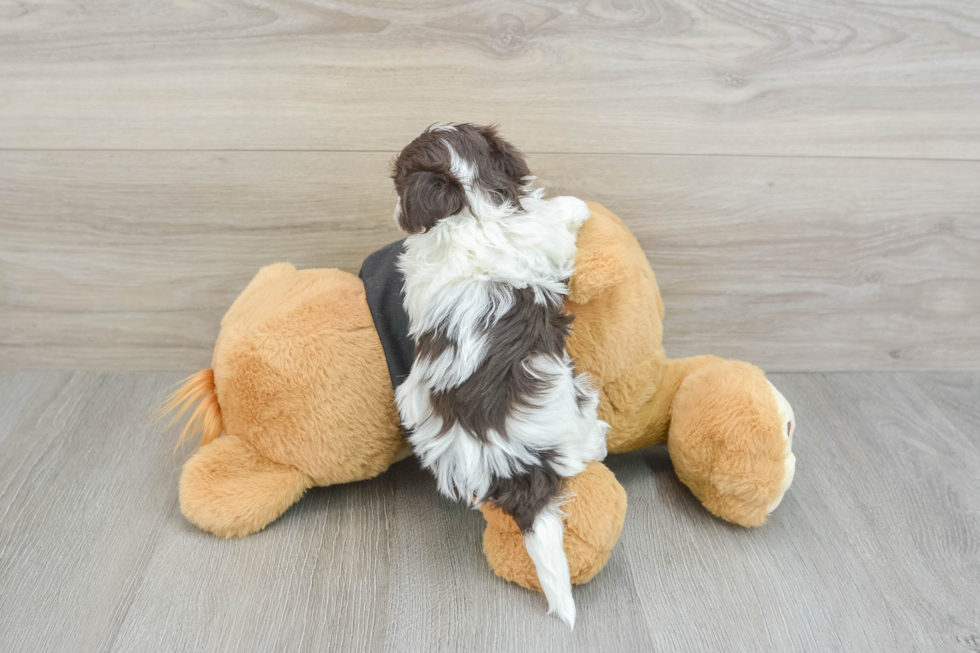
left=480, top=125, right=530, bottom=184
left=398, top=171, right=467, bottom=234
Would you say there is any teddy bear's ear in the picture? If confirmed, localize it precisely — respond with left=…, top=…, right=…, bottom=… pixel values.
left=568, top=250, right=629, bottom=304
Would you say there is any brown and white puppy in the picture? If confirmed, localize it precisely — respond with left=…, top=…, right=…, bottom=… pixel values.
left=392, top=124, right=608, bottom=627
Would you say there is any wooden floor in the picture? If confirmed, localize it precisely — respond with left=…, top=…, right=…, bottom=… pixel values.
left=0, top=371, right=977, bottom=652
left=2, top=1, right=978, bottom=651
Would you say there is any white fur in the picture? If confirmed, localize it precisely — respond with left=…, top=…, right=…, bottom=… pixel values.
left=396, top=193, right=606, bottom=500
left=400, top=352, right=608, bottom=501
left=524, top=502, right=576, bottom=627
left=394, top=152, right=607, bottom=626
left=392, top=199, right=402, bottom=228
left=446, top=143, right=476, bottom=186
left=398, top=191, right=588, bottom=338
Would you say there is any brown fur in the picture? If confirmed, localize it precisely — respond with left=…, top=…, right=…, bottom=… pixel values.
left=482, top=449, right=563, bottom=533
left=180, top=434, right=311, bottom=538
left=163, top=203, right=793, bottom=594
left=171, top=263, right=407, bottom=537
left=480, top=462, right=627, bottom=589
left=668, top=360, right=788, bottom=527
left=392, top=123, right=530, bottom=233
left=160, top=368, right=223, bottom=449
left=427, top=286, right=574, bottom=442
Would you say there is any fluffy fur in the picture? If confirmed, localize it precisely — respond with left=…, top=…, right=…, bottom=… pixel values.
left=163, top=202, right=796, bottom=601
left=172, top=263, right=410, bottom=538
left=396, top=195, right=608, bottom=499
left=160, top=368, right=223, bottom=450
left=392, top=125, right=609, bottom=627
left=480, top=461, right=627, bottom=591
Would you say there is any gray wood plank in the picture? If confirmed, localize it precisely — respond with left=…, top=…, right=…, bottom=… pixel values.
left=1, top=372, right=978, bottom=652
left=615, top=372, right=980, bottom=652
left=1, top=1, right=979, bottom=157
left=545, top=156, right=980, bottom=372
left=899, top=372, right=980, bottom=447
left=2, top=152, right=977, bottom=371
left=106, top=474, right=397, bottom=652
left=381, top=458, right=654, bottom=653
left=0, top=372, right=185, bottom=653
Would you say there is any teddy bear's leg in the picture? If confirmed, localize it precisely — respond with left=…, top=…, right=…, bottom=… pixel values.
left=667, top=360, right=796, bottom=527
left=179, top=434, right=313, bottom=538
left=479, top=462, right=627, bottom=592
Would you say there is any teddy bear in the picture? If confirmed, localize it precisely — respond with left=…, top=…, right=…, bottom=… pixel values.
left=165, top=202, right=796, bottom=594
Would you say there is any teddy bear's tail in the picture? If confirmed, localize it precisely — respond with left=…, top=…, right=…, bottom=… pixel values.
left=159, top=369, right=224, bottom=449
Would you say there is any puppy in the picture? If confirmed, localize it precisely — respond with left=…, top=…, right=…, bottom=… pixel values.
left=392, top=123, right=608, bottom=627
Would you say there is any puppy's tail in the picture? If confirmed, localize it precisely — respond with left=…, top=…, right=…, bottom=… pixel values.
left=157, top=369, right=224, bottom=450
left=524, top=500, right=576, bottom=628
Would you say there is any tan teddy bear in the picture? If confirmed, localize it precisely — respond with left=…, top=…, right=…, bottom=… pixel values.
left=165, top=202, right=796, bottom=592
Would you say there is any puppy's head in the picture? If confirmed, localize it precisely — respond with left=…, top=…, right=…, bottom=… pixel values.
left=392, top=123, right=531, bottom=234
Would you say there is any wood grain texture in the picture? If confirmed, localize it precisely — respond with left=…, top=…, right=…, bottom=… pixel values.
left=1, top=0, right=980, bottom=157
left=2, top=151, right=977, bottom=371
left=0, top=371, right=978, bottom=652
left=542, top=154, right=980, bottom=371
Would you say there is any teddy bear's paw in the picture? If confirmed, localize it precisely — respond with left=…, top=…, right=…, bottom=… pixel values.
left=480, top=462, right=626, bottom=595
left=179, top=434, right=313, bottom=538
left=764, top=380, right=797, bottom=515
left=668, top=360, right=799, bottom=527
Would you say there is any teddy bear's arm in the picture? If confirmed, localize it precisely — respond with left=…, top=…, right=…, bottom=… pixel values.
left=568, top=250, right=630, bottom=305
left=567, top=202, right=637, bottom=305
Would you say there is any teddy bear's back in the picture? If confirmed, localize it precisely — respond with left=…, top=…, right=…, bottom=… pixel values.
left=211, top=264, right=407, bottom=486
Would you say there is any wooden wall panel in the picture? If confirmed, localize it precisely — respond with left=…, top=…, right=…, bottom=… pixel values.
left=1, top=0, right=979, bottom=157
left=2, top=151, right=977, bottom=370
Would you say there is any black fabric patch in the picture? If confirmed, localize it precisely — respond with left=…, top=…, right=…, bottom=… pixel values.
left=359, top=240, right=415, bottom=390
